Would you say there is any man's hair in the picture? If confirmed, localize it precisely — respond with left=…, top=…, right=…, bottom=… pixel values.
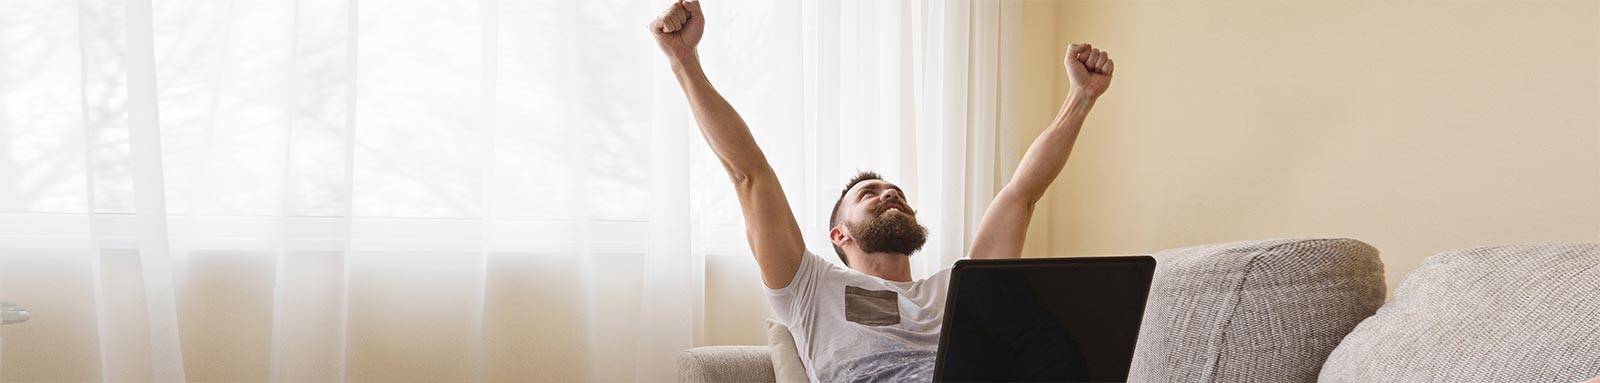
left=829, top=170, right=883, bottom=266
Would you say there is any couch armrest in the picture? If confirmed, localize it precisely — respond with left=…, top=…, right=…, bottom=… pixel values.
left=676, top=346, right=776, bottom=383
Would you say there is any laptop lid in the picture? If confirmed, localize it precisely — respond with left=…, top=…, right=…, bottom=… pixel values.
left=932, top=256, right=1156, bottom=382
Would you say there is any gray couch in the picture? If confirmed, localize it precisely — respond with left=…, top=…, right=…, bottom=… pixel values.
left=677, top=239, right=1600, bottom=383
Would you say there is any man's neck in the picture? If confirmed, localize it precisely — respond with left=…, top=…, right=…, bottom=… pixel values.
left=850, top=252, right=913, bottom=282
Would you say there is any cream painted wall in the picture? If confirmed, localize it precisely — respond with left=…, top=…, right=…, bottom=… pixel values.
left=1018, top=0, right=1600, bottom=291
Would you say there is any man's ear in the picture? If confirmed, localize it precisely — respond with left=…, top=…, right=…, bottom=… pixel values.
left=829, top=225, right=850, bottom=248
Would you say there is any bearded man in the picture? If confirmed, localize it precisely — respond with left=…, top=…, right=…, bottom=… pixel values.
left=650, top=1, right=1114, bottom=381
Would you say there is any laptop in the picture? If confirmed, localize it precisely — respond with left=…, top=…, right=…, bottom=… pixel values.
left=932, top=256, right=1156, bottom=382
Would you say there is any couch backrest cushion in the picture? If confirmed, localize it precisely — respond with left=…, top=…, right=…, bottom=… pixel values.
left=1319, top=243, right=1600, bottom=383
left=766, top=319, right=809, bottom=383
left=1128, top=238, right=1386, bottom=383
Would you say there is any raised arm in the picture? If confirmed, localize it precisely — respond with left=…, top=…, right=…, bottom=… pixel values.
left=651, top=0, right=804, bottom=289
left=968, top=43, right=1114, bottom=260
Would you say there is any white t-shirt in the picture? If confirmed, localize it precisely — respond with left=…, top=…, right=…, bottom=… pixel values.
left=766, top=249, right=956, bottom=383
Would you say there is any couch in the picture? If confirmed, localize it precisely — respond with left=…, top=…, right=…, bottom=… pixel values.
left=676, top=238, right=1600, bottom=383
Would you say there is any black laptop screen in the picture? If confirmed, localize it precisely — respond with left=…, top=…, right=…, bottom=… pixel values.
left=935, top=257, right=1155, bottom=382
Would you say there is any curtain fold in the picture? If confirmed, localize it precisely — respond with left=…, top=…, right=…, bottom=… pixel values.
left=0, top=0, right=1023, bottom=381
left=125, top=0, right=185, bottom=380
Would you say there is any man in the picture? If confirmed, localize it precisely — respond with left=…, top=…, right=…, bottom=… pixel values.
left=650, top=1, right=1113, bottom=381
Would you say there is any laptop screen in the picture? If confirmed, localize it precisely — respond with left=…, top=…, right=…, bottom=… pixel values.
left=933, top=256, right=1155, bottom=382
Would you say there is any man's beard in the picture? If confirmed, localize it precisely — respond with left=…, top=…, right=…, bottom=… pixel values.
left=848, top=208, right=929, bottom=256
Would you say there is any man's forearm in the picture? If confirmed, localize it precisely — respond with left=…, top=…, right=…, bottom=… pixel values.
left=1002, top=93, right=1096, bottom=204
left=671, top=57, right=776, bottom=181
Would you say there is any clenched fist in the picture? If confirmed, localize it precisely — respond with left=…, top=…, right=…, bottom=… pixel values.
left=649, top=0, right=704, bottom=62
left=1064, top=43, right=1113, bottom=99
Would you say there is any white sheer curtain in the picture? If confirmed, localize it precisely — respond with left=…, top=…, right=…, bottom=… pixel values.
left=0, top=0, right=1021, bottom=381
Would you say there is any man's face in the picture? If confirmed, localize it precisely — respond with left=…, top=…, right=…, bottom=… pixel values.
left=836, top=180, right=928, bottom=256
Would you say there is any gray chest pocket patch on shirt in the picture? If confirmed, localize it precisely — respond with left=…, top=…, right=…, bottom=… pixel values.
left=844, top=286, right=901, bottom=326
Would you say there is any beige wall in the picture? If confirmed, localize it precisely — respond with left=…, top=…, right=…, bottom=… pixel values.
left=1018, top=0, right=1600, bottom=291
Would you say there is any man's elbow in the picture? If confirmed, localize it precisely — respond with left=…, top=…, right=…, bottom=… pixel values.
left=723, top=162, right=776, bottom=191
left=996, top=188, right=1043, bottom=211
left=726, top=168, right=752, bottom=186
left=719, top=159, right=752, bottom=184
